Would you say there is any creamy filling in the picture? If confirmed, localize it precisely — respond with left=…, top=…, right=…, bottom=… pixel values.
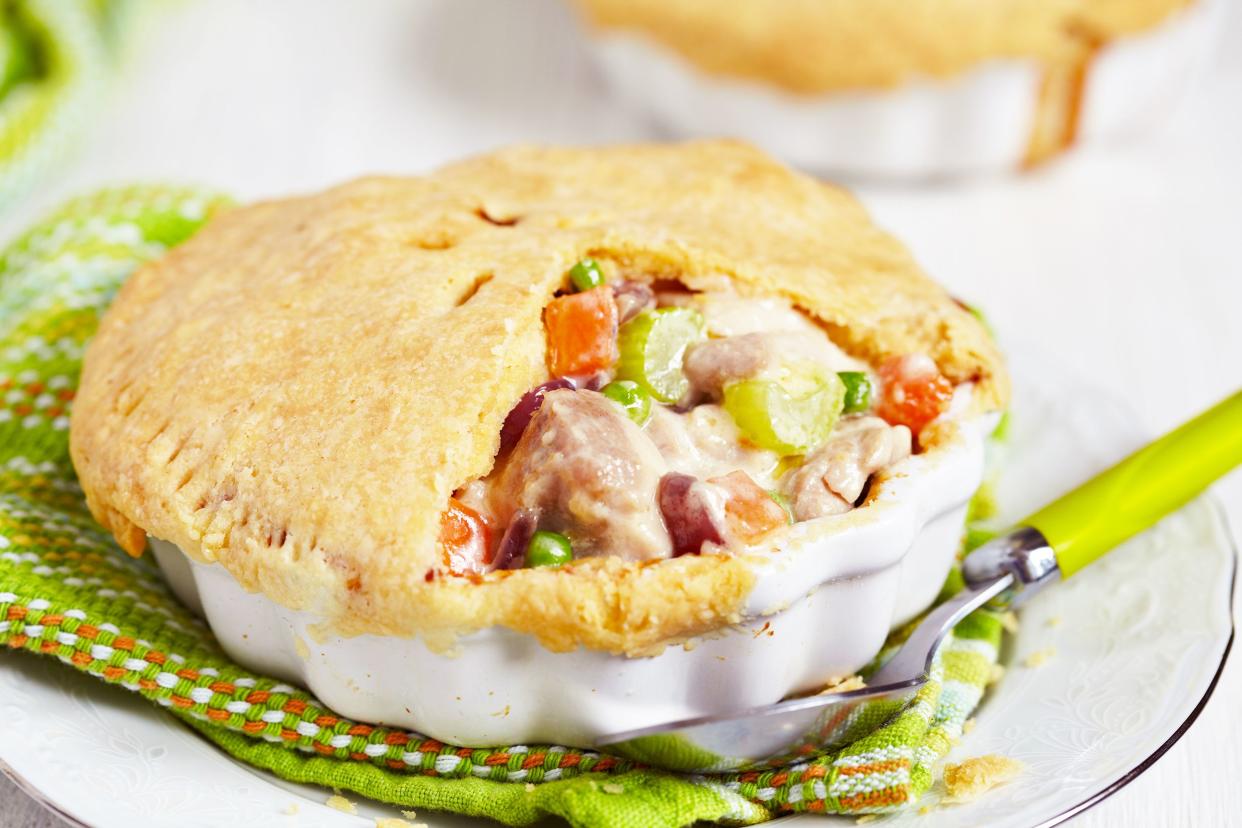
left=439, top=278, right=956, bottom=574
left=645, top=405, right=780, bottom=489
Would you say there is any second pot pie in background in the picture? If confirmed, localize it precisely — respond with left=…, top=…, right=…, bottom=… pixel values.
left=572, top=0, right=1221, bottom=177
left=70, top=142, right=1007, bottom=744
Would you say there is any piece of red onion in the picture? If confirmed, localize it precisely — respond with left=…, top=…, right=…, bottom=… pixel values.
left=499, top=379, right=574, bottom=455
left=658, top=472, right=727, bottom=557
left=494, top=508, right=538, bottom=570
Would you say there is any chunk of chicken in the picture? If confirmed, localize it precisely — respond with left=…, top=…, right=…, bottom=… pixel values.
left=613, top=280, right=656, bottom=324
left=494, top=389, right=672, bottom=560
left=682, top=334, right=771, bottom=399
left=683, top=331, right=865, bottom=400
left=781, top=416, right=913, bottom=521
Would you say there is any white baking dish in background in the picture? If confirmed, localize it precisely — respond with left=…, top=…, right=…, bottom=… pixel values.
left=148, top=398, right=992, bottom=749
left=585, top=0, right=1222, bottom=179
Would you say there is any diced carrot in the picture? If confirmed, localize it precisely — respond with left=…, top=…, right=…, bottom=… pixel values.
left=709, top=471, right=788, bottom=543
left=876, top=354, right=954, bottom=436
left=438, top=498, right=493, bottom=575
left=544, top=286, right=619, bottom=377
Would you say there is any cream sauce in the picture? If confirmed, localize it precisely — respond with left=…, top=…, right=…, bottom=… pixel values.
left=644, top=404, right=782, bottom=490
left=464, top=290, right=915, bottom=564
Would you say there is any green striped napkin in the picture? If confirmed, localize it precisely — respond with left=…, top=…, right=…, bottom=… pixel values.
left=0, top=187, right=1005, bottom=827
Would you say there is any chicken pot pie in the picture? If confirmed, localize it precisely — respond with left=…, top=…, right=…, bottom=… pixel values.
left=70, top=141, right=1007, bottom=657
left=571, top=0, right=1215, bottom=175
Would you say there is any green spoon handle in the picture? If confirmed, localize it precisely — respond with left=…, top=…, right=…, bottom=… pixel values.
left=1023, top=390, right=1242, bottom=578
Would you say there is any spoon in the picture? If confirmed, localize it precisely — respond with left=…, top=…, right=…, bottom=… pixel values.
left=597, top=390, right=1242, bottom=772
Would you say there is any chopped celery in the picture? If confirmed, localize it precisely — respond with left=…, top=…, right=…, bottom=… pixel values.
left=616, top=308, right=705, bottom=404
left=723, top=364, right=845, bottom=455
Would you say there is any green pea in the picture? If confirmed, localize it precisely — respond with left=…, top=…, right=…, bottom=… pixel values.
left=527, top=530, right=573, bottom=568
left=837, top=371, right=872, bottom=414
left=568, top=258, right=605, bottom=292
left=601, top=380, right=653, bottom=426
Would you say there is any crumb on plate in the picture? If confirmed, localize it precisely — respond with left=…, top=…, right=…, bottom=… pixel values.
left=375, top=819, right=412, bottom=828
left=525, top=783, right=536, bottom=793
left=988, top=663, right=1006, bottom=684
left=1023, top=647, right=1056, bottom=668
left=943, top=755, right=1023, bottom=803
left=326, top=794, right=357, bottom=815
left=401, top=811, right=418, bottom=819
left=282, top=803, right=300, bottom=815
left=602, top=782, right=625, bottom=794
left=1047, top=615, right=1062, bottom=627
left=821, top=675, right=866, bottom=694
left=962, top=718, right=976, bottom=735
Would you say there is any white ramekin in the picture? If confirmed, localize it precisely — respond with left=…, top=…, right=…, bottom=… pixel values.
left=586, top=0, right=1222, bottom=179
left=148, top=407, right=990, bottom=748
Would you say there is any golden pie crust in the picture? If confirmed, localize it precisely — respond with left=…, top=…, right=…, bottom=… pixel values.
left=70, top=141, right=1007, bottom=655
left=572, top=0, right=1196, bottom=94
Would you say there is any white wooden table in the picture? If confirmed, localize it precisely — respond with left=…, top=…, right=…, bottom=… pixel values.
left=2, top=1, right=1239, bottom=825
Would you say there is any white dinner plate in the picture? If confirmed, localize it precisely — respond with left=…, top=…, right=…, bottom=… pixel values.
left=0, top=346, right=1234, bottom=828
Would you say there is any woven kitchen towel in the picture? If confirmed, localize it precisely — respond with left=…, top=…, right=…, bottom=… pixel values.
left=0, top=0, right=135, bottom=208
left=0, top=187, right=1005, bottom=827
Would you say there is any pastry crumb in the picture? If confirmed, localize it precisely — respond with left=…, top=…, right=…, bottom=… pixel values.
left=999, top=611, right=1019, bottom=634
left=855, top=815, right=879, bottom=824
left=1023, top=647, right=1056, bottom=668
left=602, top=782, right=625, bottom=794
left=401, top=811, right=418, bottom=820
left=821, top=674, right=866, bottom=694
left=1046, top=615, right=1062, bottom=628
left=282, top=803, right=300, bottom=815
left=525, top=783, right=536, bottom=793
left=375, top=819, right=413, bottom=828
left=962, top=718, right=976, bottom=735
left=988, top=663, right=1006, bottom=684
left=943, top=755, right=1023, bottom=803
left=918, top=804, right=932, bottom=815
left=326, top=794, right=357, bottom=815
